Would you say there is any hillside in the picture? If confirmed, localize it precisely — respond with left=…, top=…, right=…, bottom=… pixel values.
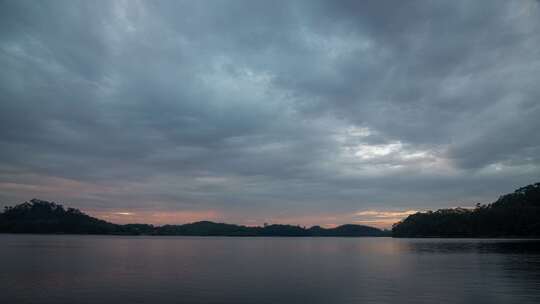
left=392, top=182, right=540, bottom=237
left=0, top=199, right=122, bottom=234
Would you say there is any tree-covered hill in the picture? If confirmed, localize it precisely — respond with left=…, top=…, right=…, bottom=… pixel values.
left=0, top=199, right=121, bottom=234
left=392, top=182, right=540, bottom=237
left=0, top=199, right=386, bottom=237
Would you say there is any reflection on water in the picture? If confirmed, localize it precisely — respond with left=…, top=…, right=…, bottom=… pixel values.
left=1, top=235, right=539, bottom=304
left=400, top=239, right=540, bottom=254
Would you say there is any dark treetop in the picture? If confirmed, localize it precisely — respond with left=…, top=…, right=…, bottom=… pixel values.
left=0, top=200, right=386, bottom=237
left=392, top=182, right=540, bottom=238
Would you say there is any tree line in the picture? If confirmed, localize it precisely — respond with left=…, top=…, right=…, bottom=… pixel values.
left=0, top=199, right=386, bottom=237
left=392, top=182, right=540, bottom=237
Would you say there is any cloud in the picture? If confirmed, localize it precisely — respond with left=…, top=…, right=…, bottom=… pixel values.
left=353, top=210, right=419, bottom=228
left=1, top=0, right=539, bottom=226
left=88, top=210, right=221, bottom=225
left=355, top=210, right=418, bottom=218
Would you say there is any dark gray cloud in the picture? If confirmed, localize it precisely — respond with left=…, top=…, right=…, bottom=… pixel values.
left=1, top=0, right=539, bottom=227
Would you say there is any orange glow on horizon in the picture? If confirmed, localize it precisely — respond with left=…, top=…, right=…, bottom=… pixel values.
left=86, top=210, right=221, bottom=225
left=84, top=208, right=416, bottom=229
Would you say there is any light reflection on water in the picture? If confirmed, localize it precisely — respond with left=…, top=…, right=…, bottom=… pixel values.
left=1, top=235, right=539, bottom=304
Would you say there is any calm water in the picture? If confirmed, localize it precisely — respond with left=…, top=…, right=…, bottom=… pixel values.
left=1, top=235, right=540, bottom=304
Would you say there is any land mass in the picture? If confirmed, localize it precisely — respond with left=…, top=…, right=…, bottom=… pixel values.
left=0, top=200, right=387, bottom=237
left=2, top=182, right=538, bottom=237
left=392, top=182, right=540, bottom=237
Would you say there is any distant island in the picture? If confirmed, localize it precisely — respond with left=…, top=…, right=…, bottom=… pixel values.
left=0, top=199, right=387, bottom=237
left=392, top=182, right=540, bottom=237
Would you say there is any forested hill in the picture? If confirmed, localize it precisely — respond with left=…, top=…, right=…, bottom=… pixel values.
left=0, top=199, right=386, bottom=237
left=392, top=182, right=540, bottom=237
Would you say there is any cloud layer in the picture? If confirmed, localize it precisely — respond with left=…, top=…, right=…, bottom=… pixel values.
left=1, top=0, right=540, bottom=227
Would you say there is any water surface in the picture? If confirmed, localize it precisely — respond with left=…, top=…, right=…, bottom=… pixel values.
left=1, top=235, right=539, bottom=304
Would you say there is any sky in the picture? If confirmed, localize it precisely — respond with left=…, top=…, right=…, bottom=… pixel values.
left=1, top=0, right=540, bottom=228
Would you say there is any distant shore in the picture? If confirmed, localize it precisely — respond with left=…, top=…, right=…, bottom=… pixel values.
left=2, top=182, right=539, bottom=238
left=0, top=199, right=388, bottom=237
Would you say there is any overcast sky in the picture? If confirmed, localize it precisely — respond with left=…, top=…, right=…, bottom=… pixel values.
left=1, top=0, right=539, bottom=228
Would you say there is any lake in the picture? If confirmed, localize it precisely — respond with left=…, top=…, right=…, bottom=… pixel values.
left=1, top=235, right=540, bottom=304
